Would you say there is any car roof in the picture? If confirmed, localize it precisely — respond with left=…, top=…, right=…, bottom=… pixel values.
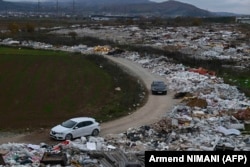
left=70, top=117, right=96, bottom=123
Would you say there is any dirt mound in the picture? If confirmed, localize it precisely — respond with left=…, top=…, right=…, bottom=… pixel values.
left=184, top=97, right=207, bottom=108
left=233, top=108, right=250, bottom=120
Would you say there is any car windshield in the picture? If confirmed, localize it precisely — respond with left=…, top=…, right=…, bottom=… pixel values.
left=153, top=81, right=165, bottom=86
left=61, top=119, right=77, bottom=128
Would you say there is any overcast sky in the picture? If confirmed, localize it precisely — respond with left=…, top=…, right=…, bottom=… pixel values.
left=151, top=0, right=250, bottom=14
left=5, top=0, right=250, bottom=15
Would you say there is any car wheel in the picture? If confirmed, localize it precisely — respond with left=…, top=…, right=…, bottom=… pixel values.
left=65, top=134, right=73, bottom=140
left=92, top=129, right=99, bottom=136
left=152, top=91, right=155, bottom=95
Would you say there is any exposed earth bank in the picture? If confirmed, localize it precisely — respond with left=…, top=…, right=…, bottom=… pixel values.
left=0, top=55, right=180, bottom=145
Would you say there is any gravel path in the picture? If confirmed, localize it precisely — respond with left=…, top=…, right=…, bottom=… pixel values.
left=0, top=55, right=179, bottom=145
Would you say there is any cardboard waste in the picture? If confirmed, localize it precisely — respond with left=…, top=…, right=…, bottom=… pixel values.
left=93, top=45, right=111, bottom=54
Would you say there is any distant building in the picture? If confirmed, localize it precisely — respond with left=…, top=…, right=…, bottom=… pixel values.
left=236, top=16, right=250, bottom=24
left=89, top=15, right=140, bottom=21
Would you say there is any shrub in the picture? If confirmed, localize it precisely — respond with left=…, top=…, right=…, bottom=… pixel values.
left=7, top=22, right=20, bottom=34
left=25, top=23, right=35, bottom=33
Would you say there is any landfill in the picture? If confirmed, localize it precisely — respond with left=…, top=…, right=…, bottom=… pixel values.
left=0, top=46, right=250, bottom=166
left=48, top=24, right=250, bottom=69
left=1, top=24, right=250, bottom=166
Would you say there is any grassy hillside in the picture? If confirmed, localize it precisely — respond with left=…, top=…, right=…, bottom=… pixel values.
left=0, top=46, right=146, bottom=131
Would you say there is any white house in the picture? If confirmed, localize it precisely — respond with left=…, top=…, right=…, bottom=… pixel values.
left=236, top=16, right=250, bottom=24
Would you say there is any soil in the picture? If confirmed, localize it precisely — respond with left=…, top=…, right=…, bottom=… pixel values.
left=0, top=55, right=180, bottom=145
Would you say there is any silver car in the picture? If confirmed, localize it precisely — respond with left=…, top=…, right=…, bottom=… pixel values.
left=50, top=117, right=100, bottom=140
left=151, top=80, right=167, bottom=95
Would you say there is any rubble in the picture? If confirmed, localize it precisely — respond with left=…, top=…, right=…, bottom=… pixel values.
left=93, top=45, right=111, bottom=54
left=188, top=67, right=215, bottom=76
left=233, top=108, right=250, bottom=120
left=48, top=24, right=250, bottom=68
left=114, top=50, right=250, bottom=152
left=0, top=138, right=145, bottom=167
left=184, top=97, right=208, bottom=108
left=0, top=23, right=250, bottom=166
left=2, top=23, right=249, bottom=67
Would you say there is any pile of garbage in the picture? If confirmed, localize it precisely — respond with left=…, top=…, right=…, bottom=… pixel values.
left=93, top=45, right=111, bottom=54
left=48, top=24, right=250, bottom=68
left=0, top=32, right=250, bottom=166
left=1, top=50, right=250, bottom=166
left=0, top=137, right=145, bottom=166
left=117, top=51, right=250, bottom=148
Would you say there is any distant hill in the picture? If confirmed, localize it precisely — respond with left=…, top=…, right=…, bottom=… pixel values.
left=0, top=0, right=35, bottom=11
left=213, top=12, right=244, bottom=17
left=64, top=0, right=151, bottom=6
left=92, top=0, right=213, bottom=17
left=153, top=0, right=213, bottom=17
left=58, top=0, right=214, bottom=17
left=0, top=0, right=237, bottom=17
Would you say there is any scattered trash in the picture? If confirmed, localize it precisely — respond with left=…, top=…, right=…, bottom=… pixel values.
left=216, top=126, right=241, bottom=136
left=93, top=45, right=111, bottom=54
left=185, top=97, right=208, bottom=108
left=188, top=67, right=215, bottom=76
left=233, top=108, right=250, bottom=120
left=40, top=152, right=68, bottom=166
left=0, top=23, right=250, bottom=166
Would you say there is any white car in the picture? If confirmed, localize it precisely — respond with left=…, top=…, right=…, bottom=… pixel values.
left=50, top=117, right=100, bottom=140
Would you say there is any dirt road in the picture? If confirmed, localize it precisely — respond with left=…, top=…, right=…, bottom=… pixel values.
left=0, top=56, right=179, bottom=145
left=100, top=56, right=179, bottom=135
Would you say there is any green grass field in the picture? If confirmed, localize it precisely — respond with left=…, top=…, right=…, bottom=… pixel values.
left=0, top=46, right=146, bottom=131
left=220, top=69, right=250, bottom=97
